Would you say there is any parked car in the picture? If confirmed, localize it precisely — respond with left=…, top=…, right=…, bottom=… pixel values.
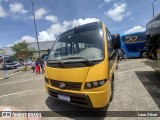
left=15, top=61, right=21, bottom=67
left=0, top=55, right=19, bottom=69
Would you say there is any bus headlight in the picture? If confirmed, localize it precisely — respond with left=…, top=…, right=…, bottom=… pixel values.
left=93, top=81, right=98, bottom=87
left=85, top=79, right=107, bottom=89
left=86, top=83, right=92, bottom=88
left=99, top=80, right=105, bottom=85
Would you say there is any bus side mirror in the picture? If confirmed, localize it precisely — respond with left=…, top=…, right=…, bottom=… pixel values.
left=112, top=33, right=121, bottom=50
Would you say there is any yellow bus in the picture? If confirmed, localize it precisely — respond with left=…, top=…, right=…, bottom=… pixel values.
left=44, top=21, right=120, bottom=108
left=146, top=13, right=160, bottom=74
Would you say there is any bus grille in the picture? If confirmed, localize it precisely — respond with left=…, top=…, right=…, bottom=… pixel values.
left=49, top=79, right=82, bottom=91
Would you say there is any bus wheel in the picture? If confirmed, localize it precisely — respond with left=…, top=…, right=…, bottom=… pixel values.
left=109, top=74, right=114, bottom=103
left=140, top=51, right=147, bottom=58
left=116, top=64, right=118, bottom=69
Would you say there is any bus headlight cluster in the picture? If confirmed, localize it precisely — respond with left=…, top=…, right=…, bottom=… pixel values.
left=85, top=79, right=107, bottom=89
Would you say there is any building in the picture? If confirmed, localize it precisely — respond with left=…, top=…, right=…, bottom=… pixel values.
left=0, top=47, right=14, bottom=56
left=29, top=41, right=54, bottom=58
left=1, top=41, right=54, bottom=58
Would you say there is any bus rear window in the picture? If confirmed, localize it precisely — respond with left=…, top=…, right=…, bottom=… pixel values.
left=122, top=32, right=146, bottom=44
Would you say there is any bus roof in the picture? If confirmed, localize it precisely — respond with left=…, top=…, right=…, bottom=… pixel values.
left=147, top=13, right=160, bottom=26
left=146, top=13, right=160, bottom=36
left=60, top=21, right=103, bottom=36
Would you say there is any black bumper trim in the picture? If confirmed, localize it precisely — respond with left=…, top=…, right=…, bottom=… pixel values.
left=48, top=88, right=93, bottom=108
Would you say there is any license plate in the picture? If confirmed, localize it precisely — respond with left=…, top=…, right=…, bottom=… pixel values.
left=58, top=94, right=70, bottom=101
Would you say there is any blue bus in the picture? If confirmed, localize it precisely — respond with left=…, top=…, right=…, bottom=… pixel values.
left=120, top=31, right=147, bottom=58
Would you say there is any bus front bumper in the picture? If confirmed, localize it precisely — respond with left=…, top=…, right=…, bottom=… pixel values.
left=46, top=86, right=110, bottom=108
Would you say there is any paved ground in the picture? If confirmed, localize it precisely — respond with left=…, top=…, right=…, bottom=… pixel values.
left=0, top=66, right=24, bottom=79
left=0, top=58, right=160, bottom=120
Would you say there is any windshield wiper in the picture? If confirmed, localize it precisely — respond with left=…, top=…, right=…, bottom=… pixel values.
left=61, top=57, right=93, bottom=66
left=47, top=59, right=64, bottom=67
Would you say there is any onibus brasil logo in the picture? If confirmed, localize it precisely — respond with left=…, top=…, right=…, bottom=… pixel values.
left=2, top=108, right=12, bottom=118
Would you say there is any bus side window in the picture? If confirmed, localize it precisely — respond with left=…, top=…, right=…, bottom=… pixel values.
left=106, top=28, right=113, bottom=57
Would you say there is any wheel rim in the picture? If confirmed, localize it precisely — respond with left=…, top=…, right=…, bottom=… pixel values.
left=141, top=52, right=147, bottom=57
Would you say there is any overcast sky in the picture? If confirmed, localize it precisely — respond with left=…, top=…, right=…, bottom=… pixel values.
left=0, top=0, right=160, bottom=47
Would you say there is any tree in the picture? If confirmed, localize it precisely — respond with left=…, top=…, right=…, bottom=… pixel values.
left=11, top=41, right=34, bottom=63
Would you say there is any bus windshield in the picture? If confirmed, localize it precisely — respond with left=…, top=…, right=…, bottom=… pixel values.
left=48, top=24, right=104, bottom=62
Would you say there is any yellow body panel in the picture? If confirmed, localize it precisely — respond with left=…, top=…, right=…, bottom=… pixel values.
left=45, top=22, right=117, bottom=108
left=46, top=67, right=89, bottom=83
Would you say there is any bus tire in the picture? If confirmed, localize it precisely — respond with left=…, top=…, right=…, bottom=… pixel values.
left=140, top=51, right=147, bottom=58
left=112, top=34, right=121, bottom=50
left=109, top=74, right=114, bottom=103
left=116, top=63, right=118, bottom=69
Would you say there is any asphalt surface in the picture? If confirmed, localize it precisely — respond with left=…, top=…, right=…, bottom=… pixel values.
left=0, top=66, right=24, bottom=79
left=0, top=59, right=160, bottom=120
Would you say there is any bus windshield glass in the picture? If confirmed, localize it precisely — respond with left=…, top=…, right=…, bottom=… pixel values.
left=48, top=24, right=104, bottom=62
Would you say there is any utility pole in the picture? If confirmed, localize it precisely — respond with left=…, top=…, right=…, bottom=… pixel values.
left=31, top=0, right=41, bottom=58
left=151, top=0, right=158, bottom=18
left=152, top=2, right=155, bottom=17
